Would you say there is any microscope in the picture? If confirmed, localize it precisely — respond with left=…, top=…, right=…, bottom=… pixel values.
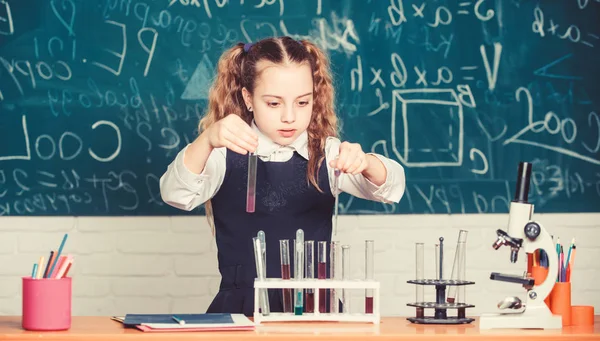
left=479, top=162, right=562, bottom=330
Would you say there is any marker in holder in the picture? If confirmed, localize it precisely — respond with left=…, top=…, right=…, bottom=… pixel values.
left=22, top=276, right=71, bottom=331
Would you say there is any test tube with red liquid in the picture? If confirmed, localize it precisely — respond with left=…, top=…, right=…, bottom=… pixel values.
left=279, top=239, right=292, bottom=313
left=318, top=241, right=327, bottom=313
left=304, top=241, right=314, bottom=313
left=246, top=153, right=257, bottom=212
left=365, top=240, right=374, bottom=314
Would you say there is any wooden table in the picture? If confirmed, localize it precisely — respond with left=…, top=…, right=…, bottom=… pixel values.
left=0, top=316, right=598, bottom=340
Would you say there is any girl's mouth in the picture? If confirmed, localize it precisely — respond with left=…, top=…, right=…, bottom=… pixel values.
left=277, top=129, right=296, bottom=138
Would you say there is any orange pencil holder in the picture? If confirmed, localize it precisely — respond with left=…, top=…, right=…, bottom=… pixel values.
left=549, top=282, right=571, bottom=327
left=530, top=266, right=551, bottom=308
left=571, top=305, right=594, bottom=326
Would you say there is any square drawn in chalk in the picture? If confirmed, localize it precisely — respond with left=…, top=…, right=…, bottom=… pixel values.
left=391, top=89, right=463, bottom=168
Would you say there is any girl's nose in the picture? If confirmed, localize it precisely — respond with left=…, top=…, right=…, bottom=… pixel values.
left=281, top=106, right=296, bottom=123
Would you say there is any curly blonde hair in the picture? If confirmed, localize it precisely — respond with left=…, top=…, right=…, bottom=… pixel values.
left=199, top=36, right=338, bottom=229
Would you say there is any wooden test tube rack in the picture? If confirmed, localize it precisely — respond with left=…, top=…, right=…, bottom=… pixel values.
left=253, top=278, right=381, bottom=324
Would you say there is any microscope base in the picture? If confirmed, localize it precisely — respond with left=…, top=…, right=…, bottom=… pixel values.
left=479, top=306, right=562, bottom=330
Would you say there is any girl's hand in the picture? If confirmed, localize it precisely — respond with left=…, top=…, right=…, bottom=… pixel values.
left=203, top=115, right=258, bottom=154
left=329, top=141, right=370, bottom=175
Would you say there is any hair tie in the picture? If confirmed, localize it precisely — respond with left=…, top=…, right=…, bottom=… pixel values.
left=244, top=43, right=254, bottom=53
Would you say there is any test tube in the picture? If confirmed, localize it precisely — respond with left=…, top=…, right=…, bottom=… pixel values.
left=294, top=229, right=304, bottom=315
left=318, top=241, right=327, bottom=313
left=246, top=153, right=257, bottom=212
left=258, top=230, right=266, bottom=272
left=304, top=241, right=315, bottom=313
left=447, top=230, right=468, bottom=303
left=439, top=237, right=444, bottom=280
left=253, top=237, right=270, bottom=315
left=434, top=244, right=440, bottom=280
left=415, top=242, right=424, bottom=318
left=280, top=239, right=292, bottom=313
left=341, top=244, right=350, bottom=313
left=333, top=169, right=340, bottom=236
left=330, top=241, right=340, bottom=314
left=365, top=240, right=374, bottom=314
left=456, top=241, right=467, bottom=314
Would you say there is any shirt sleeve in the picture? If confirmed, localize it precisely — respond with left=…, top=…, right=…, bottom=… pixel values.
left=325, top=137, right=406, bottom=204
left=159, top=144, right=227, bottom=211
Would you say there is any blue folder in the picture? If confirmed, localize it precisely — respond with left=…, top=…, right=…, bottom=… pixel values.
left=123, top=313, right=233, bottom=327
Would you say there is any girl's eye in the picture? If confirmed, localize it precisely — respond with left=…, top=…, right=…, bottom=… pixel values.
left=268, top=102, right=280, bottom=108
left=298, top=101, right=310, bottom=106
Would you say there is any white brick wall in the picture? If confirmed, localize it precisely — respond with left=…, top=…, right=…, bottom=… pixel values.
left=1, top=214, right=598, bottom=317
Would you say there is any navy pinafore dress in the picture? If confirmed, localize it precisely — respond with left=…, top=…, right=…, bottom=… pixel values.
left=207, top=149, right=335, bottom=316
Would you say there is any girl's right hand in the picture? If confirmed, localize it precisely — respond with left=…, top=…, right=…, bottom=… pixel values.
left=203, top=114, right=259, bottom=154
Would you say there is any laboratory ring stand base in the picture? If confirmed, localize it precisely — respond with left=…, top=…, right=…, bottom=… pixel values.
left=253, top=278, right=380, bottom=324
left=406, top=279, right=476, bottom=324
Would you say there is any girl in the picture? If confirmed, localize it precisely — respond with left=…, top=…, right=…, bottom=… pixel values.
left=160, top=36, right=406, bottom=316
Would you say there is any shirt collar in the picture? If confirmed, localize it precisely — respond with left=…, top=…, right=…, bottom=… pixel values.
left=252, top=121, right=309, bottom=160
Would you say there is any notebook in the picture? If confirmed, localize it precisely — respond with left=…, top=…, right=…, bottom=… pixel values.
left=120, top=313, right=255, bottom=332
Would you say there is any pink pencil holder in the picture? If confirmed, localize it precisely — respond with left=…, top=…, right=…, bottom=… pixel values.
left=22, top=276, right=71, bottom=331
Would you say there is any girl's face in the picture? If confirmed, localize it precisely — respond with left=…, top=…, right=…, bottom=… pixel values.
left=243, top=61, right=314, bottom=146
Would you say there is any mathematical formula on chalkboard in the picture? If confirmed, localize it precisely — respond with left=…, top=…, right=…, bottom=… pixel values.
left=0, top=0, right=598, bottom=216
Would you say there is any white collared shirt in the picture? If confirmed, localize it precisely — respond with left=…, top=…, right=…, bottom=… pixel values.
left=159, top=123, right=406, bottom=212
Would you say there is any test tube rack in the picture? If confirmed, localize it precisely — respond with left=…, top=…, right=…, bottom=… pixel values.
left=407, top=234, right=475, bottom=324
left=253, top=278, right=380, bottom=324
left=406, top=279, right=475, bottom=324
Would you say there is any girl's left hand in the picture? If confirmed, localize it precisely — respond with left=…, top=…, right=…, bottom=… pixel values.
left=329, top=141, right=370, bottom=175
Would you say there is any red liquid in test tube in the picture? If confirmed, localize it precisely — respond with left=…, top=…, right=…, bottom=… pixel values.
left=246, top=153, right=257, bottom=213
left=305, top=292, right=314, bottom=313
left=318, top=241, right=327, bottom=313
left=280, top=239, right=293, bottom=313
left=304, top=241, right=314, bottom=313
left=318, top=262, right=327, bottom=313
left=365, top=296, right=374, bottom=314
left=365, top=240, right=374, bottom=314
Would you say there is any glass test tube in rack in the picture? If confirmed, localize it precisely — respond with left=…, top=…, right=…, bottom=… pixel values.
left=252, top=278, right=381, bottom=324
left=255, top=237, right=380, bottom=324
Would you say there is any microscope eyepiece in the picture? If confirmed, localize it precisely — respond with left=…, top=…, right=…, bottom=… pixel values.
left=513, top=162, right=532, bottom=203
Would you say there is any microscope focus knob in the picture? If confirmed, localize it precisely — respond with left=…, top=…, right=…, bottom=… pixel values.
left=524, top=222, right=541, bottom=240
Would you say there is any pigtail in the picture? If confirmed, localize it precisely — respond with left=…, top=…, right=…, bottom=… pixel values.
left=199, top=43, right=247, bottom=235
left=301, top=39, right=338, bottom=192
left=199, top=43, right=249, bottom=133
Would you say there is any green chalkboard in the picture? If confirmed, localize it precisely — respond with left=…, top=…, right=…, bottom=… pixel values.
left=0, top=0, right=598, bottom=216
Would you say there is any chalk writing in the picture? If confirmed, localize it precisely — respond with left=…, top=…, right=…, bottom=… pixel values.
left=0, top=0, right=597, bottom=215
left=504, top=87, right=600, bottom=166
left=0, top=0, right=14, bottom=35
